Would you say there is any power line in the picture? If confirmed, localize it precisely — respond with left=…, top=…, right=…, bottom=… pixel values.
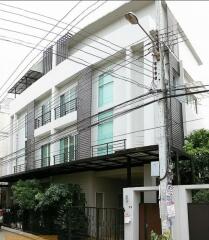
left=0, top=88, right=207, bottom=166
left=0, top=46, right=153, bottom=136
left=0, top=0, right=105, bottom=102
left=0, top=15, right=182, bottom=102
left=0, top=35, right=193, bottom=137
left=3, top=87, right=209, bottom=154
left=0, top=33, right=192, bottom=139
left=0, top=22, right=183, bottom=109
left=0, top=90, right=159, bottom=162
left=0, top=25, right=153, bottom=80
left=0, top=22, right=196, bottom=139
left=0, top=1, right=82, bottom=100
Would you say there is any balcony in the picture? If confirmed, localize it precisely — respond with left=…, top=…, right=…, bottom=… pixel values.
left=34, top=157, right=51, bottom=169
left=54, top=98, right=77, bottom=119
left=91, top=139, right=126, bottom=157
left=53, top=151, right=77, bottom=165
left=35, top=111, right=51, bottom=129
left=14, top=163, right=26, bottom=173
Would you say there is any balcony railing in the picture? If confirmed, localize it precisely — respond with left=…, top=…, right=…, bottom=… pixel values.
left=34, top=157, right=51, bottom=168
left=53, top=151, right=77, bottom=165
left=14, top=163, right=26, bottom=173
left=35, top=111, right=51, bottom=129
left=54, top=98, right=77, bottom=119
left=91, top=139, right=126, bottom=157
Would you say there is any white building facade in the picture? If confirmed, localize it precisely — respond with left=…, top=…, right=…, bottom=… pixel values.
left=0, top=0, right=204, bottom=217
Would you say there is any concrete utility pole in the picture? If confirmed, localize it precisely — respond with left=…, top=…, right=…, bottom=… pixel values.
left=125, top=0, right=173, bottom=236
left=155, top=0, right=173, bottom=235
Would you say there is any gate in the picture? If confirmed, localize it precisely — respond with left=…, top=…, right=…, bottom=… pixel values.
left=66, top=207, right=124, bottom=240
left=3, top=207, right=124, bottom=240
left=139, top=204, right=161, bottom=240
left=188, top=203, right=209, bottom=240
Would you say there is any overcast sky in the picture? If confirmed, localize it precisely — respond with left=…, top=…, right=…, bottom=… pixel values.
left=0, top=1, right=208, bottom=126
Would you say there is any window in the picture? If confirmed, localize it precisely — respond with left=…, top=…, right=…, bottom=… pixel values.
left=41, top=104, right=48, bottom=125
left=57, top=86, right=77, bottom=118
left=98, top=111, right=113, bottom=155
left=41, top=144, right=50, bottom=167
left=98, top=73, right=113, bottom=107
left=59, top=135, right=77, bottom=163
left=69, top=86, right=77, bottom=112
left=60, top=94, right=66, bottom=117
left=187, top=93, right=198, bottom=114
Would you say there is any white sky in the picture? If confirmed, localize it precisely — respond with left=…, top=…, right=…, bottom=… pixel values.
left=0, top=1, right=208, bottom=126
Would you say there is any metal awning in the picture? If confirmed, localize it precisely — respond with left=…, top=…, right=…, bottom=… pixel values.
left=0, top=145, right=190, bottom=182
left=8, top=70, right=43, bottom=95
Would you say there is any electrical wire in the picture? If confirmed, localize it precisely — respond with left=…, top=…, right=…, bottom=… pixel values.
left=0, top=89, right=207, bottom=167
left=0, top=33, right=196, bottom=138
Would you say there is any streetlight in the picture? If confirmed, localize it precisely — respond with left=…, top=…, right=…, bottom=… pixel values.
left=125, top=12, right=155, bottom=45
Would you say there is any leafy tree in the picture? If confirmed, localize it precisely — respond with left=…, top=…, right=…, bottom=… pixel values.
left=11, top=179, right=42, bottom=231
left=183, top=129, right=209, bottom=202
left=182, top=129, right=209, bottom=184
left=36, top=183, right=87, bottom=239
left=184, top=129, right=209, bottom=155
left=193, top=190, right=209, bottom=203
left=10, top=181, right=87, bottom=238
left=11, top=179, right=42, bottom=210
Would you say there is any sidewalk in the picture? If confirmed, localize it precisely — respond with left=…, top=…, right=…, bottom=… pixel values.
left=0, top=227, right=57, bottom=240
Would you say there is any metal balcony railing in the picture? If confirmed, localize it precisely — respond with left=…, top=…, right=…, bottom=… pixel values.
left=34, top=157, right=51, bottom=168
left=53, top=150, right=77, bottom=165
left=35, top=111, right=51, bottom=129
left=91, top=139, right=126, bottom=157
left=14, top=163, right=26, bottom=173
left=54, top=98, right=77, bottom=119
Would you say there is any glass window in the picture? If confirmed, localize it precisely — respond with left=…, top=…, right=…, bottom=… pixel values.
left=98, top=111, right=113, bottom=155
left=59, top=135, right=77, bottom=163
left=98, top=73, right=113, bottom=107
left=41, top=144, right=50, bottom=167
left=60, top=137, right=69, bottom=163
left=60, top=94, right=66, bottom=117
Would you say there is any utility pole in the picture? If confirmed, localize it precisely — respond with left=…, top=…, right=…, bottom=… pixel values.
left=155, top=0, right=173, bottom=236
left=125, top=1, right=173, bottom=236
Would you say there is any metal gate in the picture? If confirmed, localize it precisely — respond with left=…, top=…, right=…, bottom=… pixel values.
left=188, top=203, right=209, bottom=240
left=66, top=207, right=124, bottom=240
left=3, top=207, right=124, bottom=240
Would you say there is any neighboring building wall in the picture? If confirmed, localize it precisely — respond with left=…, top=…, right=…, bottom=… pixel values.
left=123, top=185, right=209, bottom=240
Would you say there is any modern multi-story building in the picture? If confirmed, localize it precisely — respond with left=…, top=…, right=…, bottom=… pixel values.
left=0, top=0, right=204, bottom=221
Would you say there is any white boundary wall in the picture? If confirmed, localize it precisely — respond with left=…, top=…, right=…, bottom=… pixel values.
left=123, top=184, right=209, bottom=240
